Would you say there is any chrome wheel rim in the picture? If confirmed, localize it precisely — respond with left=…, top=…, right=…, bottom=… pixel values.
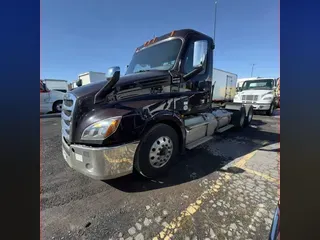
left=56, top=103, right=62, bottom=112
left=149, top=136, right=173, bottom=168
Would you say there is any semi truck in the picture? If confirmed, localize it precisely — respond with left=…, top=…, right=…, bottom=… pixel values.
left=61, top=29, right=254, bottom=180
left=233, top=77, right=279, bottom=115
left=212, top=68, right=237, bottom=103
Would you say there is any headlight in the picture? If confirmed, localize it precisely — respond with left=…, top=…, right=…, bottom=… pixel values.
left=81, top=117, right=122, bottom=141
left=263, top=96, right=272, bottom=100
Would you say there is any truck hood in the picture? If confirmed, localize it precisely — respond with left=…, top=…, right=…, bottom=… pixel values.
left=238, top=89, right=273, bottom=96
left=70, top=70, right=170, bottom=99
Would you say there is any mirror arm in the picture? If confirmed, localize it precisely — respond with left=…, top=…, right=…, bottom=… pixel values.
left=183, top=66, right=204, bottom=81
left=94, top=71, right=120, bottom=104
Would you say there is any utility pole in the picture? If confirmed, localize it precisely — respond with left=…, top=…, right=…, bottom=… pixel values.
left=251, top=64, right=255, bottom=77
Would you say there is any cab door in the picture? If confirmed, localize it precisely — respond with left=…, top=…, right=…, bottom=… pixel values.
left=177, top=36, right=212, bottom=115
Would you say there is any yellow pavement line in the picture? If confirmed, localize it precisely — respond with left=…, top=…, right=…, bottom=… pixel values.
left=233, top=140, right=270, bottom=169
left=152, top=173, right=232, bottom=240
left=241, top=167, right=278, bottom=183
left=234, top=150, right=257, bottom=168
left=152, top=144, right=273, bottom=240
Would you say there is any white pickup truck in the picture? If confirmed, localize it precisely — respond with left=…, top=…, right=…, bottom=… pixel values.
left=233, top=78, right=279, bottom=115
left=40, top=80, right=65, bottom=113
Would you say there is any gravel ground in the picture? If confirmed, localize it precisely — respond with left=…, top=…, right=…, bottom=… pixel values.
left=40, top=109, right=280, bottom=240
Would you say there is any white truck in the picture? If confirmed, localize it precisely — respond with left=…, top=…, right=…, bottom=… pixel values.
left=233, top=77, right=279, bottom=115
left=212, top=68, right=237, bottom=103
left=42, top=79, right=68, bottom=93
left=76, top=71, right=106, bottom=87
left=40, top=80, right=65, bottom=113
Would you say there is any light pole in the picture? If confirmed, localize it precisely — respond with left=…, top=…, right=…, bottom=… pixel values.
left=213, top=1, right=218, bottom=43
left=212, top=1, right=219, bottom=104
left=251, top=64, right=255, bottom=77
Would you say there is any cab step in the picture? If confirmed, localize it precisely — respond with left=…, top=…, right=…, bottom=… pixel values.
left=216, top=124, right=234, bottom=133
left=186, top=136, right=213, bottom=150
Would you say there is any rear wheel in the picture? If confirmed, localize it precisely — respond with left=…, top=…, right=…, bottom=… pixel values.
left=244, top=105, right=254, bottom=126
left=52, top=100, right=63, bottom=113
left=134, top=124, right=179, bottom=178
left=231, top=106, right=246, bottom=128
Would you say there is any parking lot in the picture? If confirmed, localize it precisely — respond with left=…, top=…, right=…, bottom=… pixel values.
left=40, top=110, right=280, bottom=240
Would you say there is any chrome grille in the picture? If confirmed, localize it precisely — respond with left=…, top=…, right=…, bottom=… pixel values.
left=242, top=95, right=259, bottom=102
left=61, top=93, right=77, bottom=143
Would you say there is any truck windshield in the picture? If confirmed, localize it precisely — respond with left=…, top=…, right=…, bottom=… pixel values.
left=242, top=79, right=273, bottom=90
left=126, top=39, right=182, bottom=74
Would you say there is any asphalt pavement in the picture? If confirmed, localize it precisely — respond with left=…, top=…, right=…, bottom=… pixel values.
left=40, top=110, right=280, bottom=240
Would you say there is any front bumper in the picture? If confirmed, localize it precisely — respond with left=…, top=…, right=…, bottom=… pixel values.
left=234, top=101, right=271, bottom=110
left=62, top=138, right=139, bottom=180
left=250, top=103, right=271, bottom=110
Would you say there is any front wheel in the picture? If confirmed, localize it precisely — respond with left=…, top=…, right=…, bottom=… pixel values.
left=52, top=100, right=63, bottom=113
left=267, top=102, right=275, bottom=116
left=134, top=123, right=179, bottom=178
left=244, top=105, right=254, bottom=126
left=231, top=106, right=246, bottom=128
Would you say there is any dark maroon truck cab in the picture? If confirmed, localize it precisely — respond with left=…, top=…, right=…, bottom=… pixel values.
left=61, top=29, right=253, bottom=180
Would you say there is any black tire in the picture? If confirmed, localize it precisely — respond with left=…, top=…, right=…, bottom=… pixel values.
left=52, top=100, right=63, bottom=113
left=267, top=102, right=275, bottom=116
left=134, top=123, right=179, bottom=178
left=231, top=106, right=246, bottom=128
left=244, top=105, right=254, bottom=126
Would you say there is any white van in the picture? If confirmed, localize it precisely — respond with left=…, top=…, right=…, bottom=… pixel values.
left=40, top=80, right=65, bottom=113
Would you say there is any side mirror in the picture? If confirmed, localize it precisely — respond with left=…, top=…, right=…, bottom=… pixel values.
left=193, top=40, right=208, bottom=68
left=183, top=40, right=208, bottom=81
left=106, top=66, right=121, bottom=81
left=94, top=66, right=120, bottom=104
left=76, top=79, right=82, bottom=87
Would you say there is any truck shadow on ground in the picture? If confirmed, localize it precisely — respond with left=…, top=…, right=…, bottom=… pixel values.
left=254, top=108, right=280, bottom=117
left=105, top=126, right=280, bottom=193
left=249, top=119, right=267, bottom=127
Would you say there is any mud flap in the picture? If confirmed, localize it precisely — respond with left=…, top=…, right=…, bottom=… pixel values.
left=224, top=102, right=252, bottom=117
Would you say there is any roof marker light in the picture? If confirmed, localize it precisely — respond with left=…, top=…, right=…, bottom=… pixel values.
left=170, top=31, right=175, bottom=37
left=152, top=37, right=157, bottom=43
